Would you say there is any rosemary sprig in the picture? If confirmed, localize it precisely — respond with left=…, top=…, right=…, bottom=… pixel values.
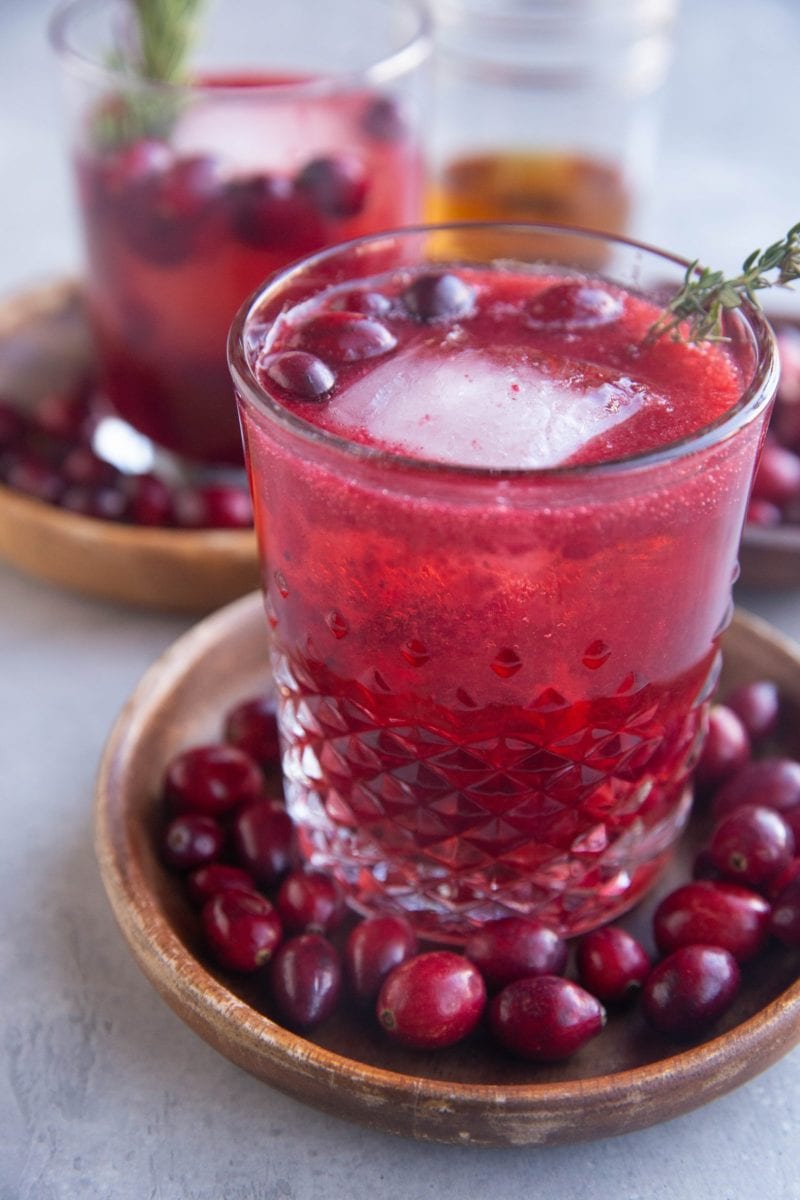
left=130, top=0, right=207, bottom=84
left=647, top=222, right=800, bottom=345
left=93, top=0, right=207, bottom=149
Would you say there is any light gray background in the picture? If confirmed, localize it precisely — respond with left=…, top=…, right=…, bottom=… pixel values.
left=1, top=2, right=799, bottom=1197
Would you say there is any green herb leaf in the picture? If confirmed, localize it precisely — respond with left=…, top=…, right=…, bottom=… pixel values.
left=647, top=222, right=800, bottom=345
left=131, top=0, right=207, bottom=84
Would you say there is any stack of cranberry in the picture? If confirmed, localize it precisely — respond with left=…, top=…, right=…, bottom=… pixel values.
left=747, top=320, right=800, bottom=529
left=157, top=680, right=800, bottom=1062
left=0, top=382, right=252, bottom=530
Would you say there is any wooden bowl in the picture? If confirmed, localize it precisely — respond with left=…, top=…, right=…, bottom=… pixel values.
left=0, top=280, right=258, bottom=612
left=94, top=593, right=800, bottom=1147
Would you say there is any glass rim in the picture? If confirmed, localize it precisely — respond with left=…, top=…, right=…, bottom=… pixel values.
left=228, top=220, right=780, bottom=484
left=48, top=0, right=433, bottom=96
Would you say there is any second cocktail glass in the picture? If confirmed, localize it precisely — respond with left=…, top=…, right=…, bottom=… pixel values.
left=50, top=0, right=431, bottom=467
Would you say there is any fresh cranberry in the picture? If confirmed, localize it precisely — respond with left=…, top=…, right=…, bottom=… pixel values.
left=489, top=975, right=605, bottom=1061
left=63, top=480, right=128, bottom=523
left=122, top=154, right=222, bottom=267
left=652, top=880, right=771, bottom=962
left=710, top=757, right=800, bottom=823
left=186, top=863, right=258, bottom=907
left=694, top=705, right=751, bottom=790
left=296, top=155, right=368, bottom=219
left=769, top=871, right=800, bottom=946
left=126, top=472, right=174, bottom=526
left=747, top=496, right=783, bottom=527
left=464, top=916, right=567, bottom=993
left=227, top=173, right=325, bottom=251
left=268, top=933, right=342, bottom=1028
left=202, top=888, right=282, bottom=972
left=292, top=311, right=397, bottom=364
left=0, top=398, right=27, bottom=448
left=525, top=281, right=623, bottom=330
left=224, top=695, right=281, bottom=767
left=98, top=138, right=172, bottom=200
left=401, top=272, right=475, bottom=323
left=164, top=743, right=264, bottom=817
left=232, top=799, right=295, bottom=887
left=161, top=813, right=225, bottom=871
left=31, top=393, right=90, bottom=447
left=275, top=868, right=346, bottom=933
left=344, top=914, right=418, bottom=1005
left=724, top=680, right=781, bottom=743
left=575, top=926, right=651, bottom=1003
left=172, top=483, right=252, bottom=530
left=59, top=445, right=118, bottom=488
left=708, top=803, right=794, bottom=888
left=641, top=945, right=740, bottom=1039
left=751, top=441, right=800, bottom=507
left=329, top=288, right=392, bottom=317
left=377, top=951, right=486, bottom=1049
left=361, top=95, right=406, bottom=141
left=4, top=453, right=63, bottom=503
left=256, top=350, right=336, bottom=401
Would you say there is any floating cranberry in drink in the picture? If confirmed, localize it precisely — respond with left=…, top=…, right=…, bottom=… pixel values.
left=230, top=224, right=778, bottom=941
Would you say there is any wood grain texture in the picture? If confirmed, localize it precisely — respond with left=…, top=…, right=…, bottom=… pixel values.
left=94, top=593, right=800, bottom=1147
left=0, top=280, right=259, bottom=611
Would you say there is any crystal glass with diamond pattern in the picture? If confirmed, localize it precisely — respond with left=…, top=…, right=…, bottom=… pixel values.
left=229, top=223, right=777, bottom=941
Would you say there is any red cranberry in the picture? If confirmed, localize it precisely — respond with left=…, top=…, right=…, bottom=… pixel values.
left=275, top=869, right=346, bottom=933
left=747, top=496, right=783, bottom=527
left=202, top=888, right=282, bottom=972
left=227, top=173, right=325, bottom=251
left=296, top=155, right=368, bottom=219
left=232, top=799, right=295, bottom=886
left=769, top=871, right=800, bottom=946
left=711, top=757, right=800, bottom=823
left=32, top=389, right=94, bottom=444
left=652, top=880, right=771, bottom=962
left=489, top=976, right=605, bottom=1062
left=768, top=855, right=800, bottom=900
left=268, top=933, right=342, bottom=1028
left=126, top=472, right=174, bottom=526
left=98, top=138, right=172, bottom=199
left=694, top=705, right=751, bottom=790
left=122, top=154, right=221, bottom=266
left=575, top=926, right=651, bottom=1003
left=164, top=743, right=264, bottom=817
left=361, top=95, right=406, bottom=141
left=257, top=350, right=336, bottom=401
left=708, top=803, right=794, bottom=888
left=377, top=952, right=486, bottom=1049
left=329, top=288, right=392, bottom=317
left=344, top=914, right=418, bottom=1005
left=0, top=398, right=27, bottom=448
left=292, top=311, right=397, bottom=364
left=186, top=863, right=258, bottom=907
left=173, top=483, right=252, bottom=530
left=401, top=272, right=475, bottom=323
left=59, top=445, right=118, bottom=488
left=464, top=916, right=567, bottom=993
left=641, top=945, right=740, bottom=1039
left=224, top=695, right=281, bottom=767
left=161, top=813, right=225, bottom=871
left=79, top=482, right=130, bottom=522
left=525, top=281, right=623, bottom=330
left=751, top=441, right=800, bottom=507
left=724, top=680, right=781, bottom=743
left=4, top=452, right=63, bottom=503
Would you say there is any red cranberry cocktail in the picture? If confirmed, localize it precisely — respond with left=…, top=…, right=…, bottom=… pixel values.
left=50, top=0, right=430, bottom=466
left=229, top=224, right=778, bottom=941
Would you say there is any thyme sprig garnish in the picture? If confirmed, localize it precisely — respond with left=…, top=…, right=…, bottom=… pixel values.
left=647, top=222, right=800, bottom=345
left=130, top=0, right=206, bottom=84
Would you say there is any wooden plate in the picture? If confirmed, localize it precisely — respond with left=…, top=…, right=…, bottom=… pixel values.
left=0, top=280, right=258, bottom=611
left=94, top=593, right=800, bottom=1147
